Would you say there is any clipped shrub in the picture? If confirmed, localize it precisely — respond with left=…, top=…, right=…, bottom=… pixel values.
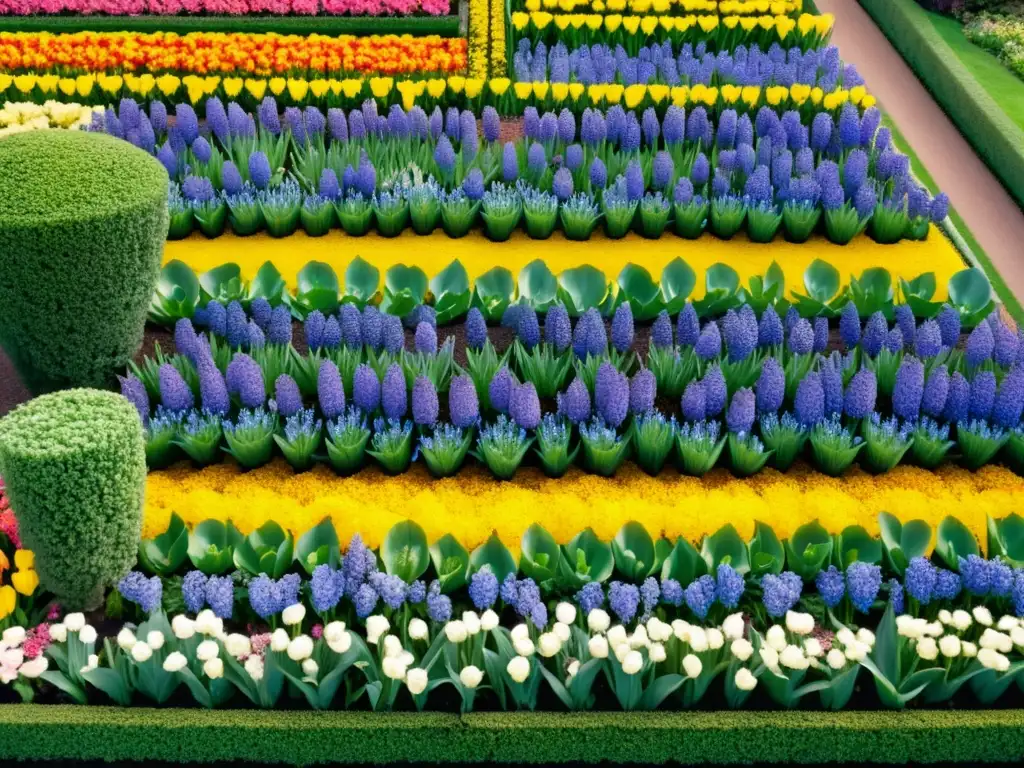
left=0, top=389, right=146, bottom=609
left=0, top=130, right=168, bottom=393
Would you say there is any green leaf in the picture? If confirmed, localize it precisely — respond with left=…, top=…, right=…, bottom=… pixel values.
left=188, top=519, right=242, bottom=575
left=612, top=522, right=656, bottom=580
left=784, top=521, right=834, bottom=580
left=988, top=513, right=1024, bottom=567
left=518, top=259, right=558, bottom=311
left=748, top=520, right=785, bottom=575
left=561, top=528, right=614, bottom=587
left=701, top=524, right=750, bottom=575
left=520, top=523, right=562, bottom=583
left=878, top=512, right=932, bottom=576
left=948, top=268, right=992, bottom=315
left=150, top=259, right=200, bottom=323
left=429, top=534, right=470, bottom=593
left=385, top=263, right=429, bottom=302
left=659, top=257, right=696, bottom=315
left=343, top=256, right=380, bottom=306
left=199, top=263, right=244, bottom=305
left=557, top=265, right=609, bottom=316
left=856, top=267, right=893, bottom=301
left=803, top=259, right=840, bottom=304
left=660, top=536, right=707, bottom=585
left=900, top=272, right=936, bottom=301
left=293, top=261, right=340, bottom=317
left=618, top=264, right=662, bottom=320
left=704, top=262, right=740, bottom=295
left=295, top=518, right=340, bottom=575
left=469, top=533, right=517, bottom=584
left=764, top=260, right=785, bottom=297
left=138, top=512, right=188, bottom=577
left=381, top=520, right=430, bottom=583
left=247, top=261, right=287, bottom=306
left=233, top=521, right=293, bottom=579
left=835, top=525, right=882, bottom=568
left=430, top=259, right=470, bottom=300
left=935, top=515, right=979, bottom=570
left=472, top=267, right=517, bottom=322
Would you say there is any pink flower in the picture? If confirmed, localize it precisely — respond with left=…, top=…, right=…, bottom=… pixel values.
left=311, top=623, right=323, bottom=639
left=291, top=0, right=319, bottom=13
left=22, top=624, right=51, bottom=660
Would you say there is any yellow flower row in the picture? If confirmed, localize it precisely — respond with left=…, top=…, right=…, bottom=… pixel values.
left=143, top=460, right=1024, bottom=553
left=522, top=0, right=800, bottom=16
left=510, top=11, right=832, bottom=37
left=0, top=99, right=99, bottom=135
left=491, top=0, right=507, bottom=77
left=469, top=0, right=490, bottom=79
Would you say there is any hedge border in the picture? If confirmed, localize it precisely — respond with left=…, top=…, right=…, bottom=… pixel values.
left=1, top=707, right=1024, bottom=765
left=0, top=14, right=461, bottom=35
left=858, top=0, right=1024, bottom=211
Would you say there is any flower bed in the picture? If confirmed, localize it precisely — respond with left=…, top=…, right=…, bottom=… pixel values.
left=0, top=0, right=452, bottom=15
left=0, top=99, right=98, bottom=134
left=964, top=12, right=1024, bottom=80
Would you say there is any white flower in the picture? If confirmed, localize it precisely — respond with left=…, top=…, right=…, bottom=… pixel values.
left=163, top=652, right=188, bottom=673
left=973, top=606, right=994, bottom=627
left=507, top=655, right=531, bottom=683
left=405, top=667, right=428, bottom=695
left=629, top=625, right=650, bottom=649
left=587, top=609, right=610, bottom=633
left=688, top=626, right=708, bottom=653
left=835, top=627, right=855, bottom=648
left=649, top=642, right=666, bottom=663
left=766, top=625, right=787, bottom=652
left=978, top=647, right=1010, bottom=672
left=962, top=641, right=978, bottom=658
left=567, top=660, right=580, bottom=679
left=998, top=615, right=1020, bottom=632
left=1011, top=626, right=1024, bottom=648
left=722, top=613, right=745, bottom=641
left=980, top=629, right=1013, bottom=654
left=48, top=624, right=67, bottom=643
left=916, top=637, right=938, bottom=661
left=270, top=629, right=290, bottom=652
left=785, top=611, right=814, bottom=636
left=146, top=631, right=166, bottom=651
left=462, top=612, right=481, bottom=636
left=302, top=659, right=319, bottom=679
left=366, top=615, right=390, bottom=645
left=79, top=625, right=97, bottom=645
left=460, top=665, right=483, bottom=689
left=734, top=667, right=758, bottom=691
left=288, top=635, right=314, bottom=661
left=938, top=609, right=953, bottom=625
left=779, top=645, right=808, bottom=670
left=409, top=618, right=430, bottom=643
left=2, top=627, right=25, bottom=646
left=939, top=635, right=961, bottom=658
left=951, top=610, right=972, bottom=631
left=480, top=610, right=499, bottom=632
left=606, top=625, right=627, bottom=647
left=244, top=655, right=264, bottom=682
left=225, top=634, right=252, bottom=659
left=731, top=638, right=753, bottom=662
left=197, top=640, right=220, bottom=662
left=19, top=657, right=48, bottom=679
left=759, top=646, right=780, bottom=673
left=383, top=634, right=404, bottom=659
left=400, top=650, right=415, bottom=667
left=328, top=628, right=352, bottom=655
left=64, top=613, right=86, bottom=633
left=671, top=620, right=690, bottom=642
left=925, top=621, right=943, bottom=637
left=513, top=637, right=535, bottom=657
left=172, top=615, right=196, bottom=640
left=382, top=655, right=408, bottom=680
left=707, top=628, right=724, bottom=650
left=203, top=658, right=224, bottom=679
left=556, top=602, right=577, bottom=625
left=826, top=649, right=846, bottom=670
left=282, top=603, right=306, bottom=626
left=538, top=632, right=562, bottom=658
left=682, top=653, right=702, bottom=679
left=195, top=610, right=222, bottom=637
left=131, top=642, right=153, bottom=663
left=621, top=650, right=644, bottom=675
left=896, top=616, right=926, bottom=639
left=588, top=635, right=609, bottom=659
left=803, top=638, right=823, bottom=658
left=553, top=622, right=571, bottom=643
left=647, top=617, right=671, bottom=643
left=510, top=624, right=530, bottom=642
left=117, top=628, right=138, bottom=651
left=855, top=628, right=875, bottom=647
left=613, top=642, right=631, bottom=663
left=844, top=641, right=869, bottom=662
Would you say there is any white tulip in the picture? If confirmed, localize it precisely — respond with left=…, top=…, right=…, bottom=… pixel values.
left=462, top=612, right=481, bottom=636
left=366, top=615, right=390, bottom=644
left=649, top=642, right=666, bottom=663
left=131, top=642, right=153, bottom=663
left=938, top=609, right=953, bottom=625
left=460, top=665, right=483, bottom=689
left=48, top=624, right=67, bottom=643
left=997, top=615, right=1019, bottom=632
left=688, top=626, right=708, bottom=653
left=826, top=649, right=846, bottom=670
left=514, top=637, right=536, bottom=657
left=553, top=622, right=571, bottom=643
left=588, top=635, right=609, bottom=659
left=682, top=654, right=702, bottom=679
left=707, top=628, right=724, bottom=650
left=244, top=655, right=264, bottom=682
left=567, top=660, right=580, bottom=679
left=629, top=625, right=650, bottom=649
left=510, top=624, right=530, bottom=643
left=1011, top=626, right=1024, bottom=648
left=197, top=640, right=220, bottom=662
left=163, top=652, right=188, bottom=673
left=382, top=656, right=408, bottom=680
left=2, top=627, right=25, bottom=646
left=925, top=621, right=943, bottom=637
left=195, top=610, right=222, bottom=637
left=587, top=609, right=610, bottom=633
left=980, top=629, right=1013, bottom=654
left=646, top=617, right=671, bottom=643
left=916, top=637, right=938, bottom=661
left=405, top=667, right=428, bottom=695
left=18, top=657, right=48, bottom=679
left=172, top=615, right=196, bottom=640
left=302, top=659, right=319, bottom=679
left=962, top=641, right=978, bottom=658
left=803, top=638, right=823, bottom=658
left=270, top=629, right=290, bottom=652
left=507, top=655, right=531, bottom=683
left=328, top=628, right=352, bottom=655
left=225, top=634, right=252, bottom=659
left=556, top=602, right=577, bottom=625
left=282, top=603, right=306, bottom=626
left=203, top=658, right=224, bottom=679
left=383, top=634, right=403, bottom=659
left=117, top=628, right=138, bottom=651
left=79, top=625, right=97, bottom=645
left=409, top=618, right=429, bottom=642
left=722, top=613, right=745, bottom=640
left=766, top=625, right=788, bottom=652
left=835, top=627, right=855, bottom=648
left=287, top=635, right=314, bottom=662
left=978, top=647, right=1010, bottom=672
left=855, top=628, right=875, bottom=647
left=64, top=613, right=86, bottom=632
left=939, top=635, right=961, bottom=658
left=734, top=667, right=757, bottom=691
left=730, top=638, right=753, bottom=662
left=324, top=621, right=347, bottom=644
left=621, top=650, right=644, bottom=675
left=146, top=631, right=166, bottom=651
left=671, top=620, right=691, bottom=642
left=400, top=650, right=415, bottom=667
left=538, top=632, right=562, bottom=658
left=759, top=646, right=780, bottom=672
left=779, top=645, right=808, bottom=670
left=480, top=610, right=499, bottom=632
left=83, top=654, right=99, bottom=673
left=973, top=606, right=994, bottom=627
left=785, top=611, right=814, bottom=636
left=844, top=641, right=869, bottom=662
left=614, top=642, right=631, bottom=663
left=951, top=610, right=972, bottom=631
left=606, top=625, right=627, bottom=647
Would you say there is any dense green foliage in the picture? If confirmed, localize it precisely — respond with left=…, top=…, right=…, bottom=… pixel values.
left=0, top=130, right=167, bottom=392
left=0, top=14, right=460, bottom=35
left=0, top=707, right=1022, bottom=764
left=0, top=389, right=146, bottom=609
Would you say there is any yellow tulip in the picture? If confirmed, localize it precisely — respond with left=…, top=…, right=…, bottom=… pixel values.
left=14, top=75, right=36, bottom=94
left=464, top=79, right=484, bottom=98
left=532, top=11, right=553, bottom=27
left=640, top=15, right=658, bottom=34
left=724, top=16, right=740, bottom=29
left=658, top=16, right=674, bottom=31
left=670, top=85, right=688, bottom=106
left=38, top=74, right=58, bottom=94
left=810, top=86, right=823, bottom=105
left=76, top=74, right=96, bottom=97
left=514, top=82, right=533, bottom=99
left=555, top=15, right=571, bottom=29
left=697, top=15, right=719, bottom=32
left=0, top=74, right=11, bottom=92
left=328, top=79, right=344, bottom=96
left=568, top=82, right=585, bottom=100
left=551, top=82, right=570, bottom=101
left=0, top=550, right=7, bottom=574
left=14, top=550, right=34, bottom=571
left=622, top=15, right=641, bottom=33
left=12, top=568, right=38, bottom=597
left=245, top=78, right=267, bottom=99
left=428, top=78, right=447, bottom=97
left=758, top=14, right=775, bottom=30
left=624, top=84, right=646, bottom=109
left=741, top=85, right=761, bottom=106
left=586, top=14, right=603, bottom=29
left=740, top=16, right=758, bottom=31
left=512, top=12, right=530, bottom=29
left=448, top=76, right=466, bottom=93
left=606, top=84, right=624, bottom=104
left=766, top=85, right=788, bottom=106
left=533, top=81, right=549, bottom=99
left=701, top=86, right=718, bottom=106
left=369, top=77, right=392, bottom=99
left=789, top=83, right=811, bottom=104
left=816, top=13, right=834, bottom=35
left=136, top=73, right=155, bottom=95
left=0, top=586, right=14, bottom=621
left=605, top=14, right=623, bottom=31
left=822, top=92, right=839, bottom=110
left=776, top=16, right=796, bottom=39
left=269, top=77, right=287, bottom=96
left=204, top=75, right=220, bottom=95
left=850, top=85, right=867, bottom=105
left=156, top=74, right=180, bottom=97
left=587, top=83, right=609, bottom=103
left=526, top=0, right=540, bottom=8
left=862, top=95, right=877, bottom=109
left=223, top=77, right=244, bottom=98
left=58, top=77, right=76, bottom=96
left=570, top=13, right=586, bottom=28
left=721, top=84, right=741, bottom=104
left=183, top=75, right=205, bottom=104
left=648, top=84, right=669, bottom=103
left=488, top=77, right=511, bottom=96
left=797, top=12, right=815, bottom=35
left=341, top=79, right=363, bottom=98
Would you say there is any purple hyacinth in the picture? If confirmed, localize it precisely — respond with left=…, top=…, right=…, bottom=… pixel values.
left=677, top=304, right=700, bottom=347
left=861, top=312, right=887, bottom=358
left=411, top=376, right=439, bottom=426
left=847, top=562, right=882, bottom=613
left=608, top=581, right=640, bottom=624
left=651, top=310, right=674, bottom=349
left=414, top=322, right=437, bottom=356
left=545, top=304, right=572, bottom=353
left=723, top=309, right=756, bottom=362
left=885, top=327, right=904, bottom=355
left=318, top=360, right=345, bottom=420
left=489, top=367, right=514, bottom=414
left=595, top=362, right=629, bottom=428
left=966, top=322, right=994, bottom=367
left=552, top=167, right=573, bottom=201
left=921, top=365, right=949, bottom=419
left=844, top=367, right=877, bottom=419
left=159, top=364, right=193, bottom=412
left=629, top=368, right=656, bottom=414
left=762, top=571, right=802, bottom=617
left=340, top=304, right=362, bottom=349
left=361, top=306, right=383, bottom=352
left=937, top=304, right=961, bottom=348
left=274, top=374, right=303, bottom=418
left=915, top=320, right=943, bottom=359
left=904, top=557, right=937, bottom=605
left=249, top=151, right=271, bottom=189
left=382, top=314, right=404, bottom=354
left=197, top=355, right=229, bottom=416
left=119, top=373, right=150, bottom=424
left=794, top=371, right=824, bottom=427
left=726, top=388, right=756, bottom=435
left=993, top=366, right=1024, bottom=428
left=466, top=308, right=488, bottom=351
left=813, top=317, right=829, bottom=354
left=788, top=318, right=814, bottom=356
left=323, top=316, right=342, bottom=349
left=702, top=364, right=727, bottom=417
left=943, top=372, right=970, bottom=423
left=816, top=566, right=845, bottom=609
left=449, top=375, right=479, bottom=429
left=589, top=158, right=607, bottom=189
left=381, top=364, right=407, bottom=421
left=557, top=378, right=591, bottom=424
left=695, top=321, right=722, bottom=361
left=969, top=370, right=997, bottom=420
left=517, top=306, right=541, bottom=351
left=821, top=359, right=843, bottom=417
left=268, top=306, right=292, bottom=346
left=892, top=356, right=925, bottom=421
left=894, top=305, right=915, bottom=349
left=611, top=302, right=634, bottom=354
left=758, top=306, right=784, bottom=348
left=994, top=320, right=1020, bottom=367
left=681, top=380, right=706, bottom=422
left=509, top=382, right=542, bottom=430
left=225, top=301, right=248, bottom=349
left=353, top=364, right=380, bottom=413
left=226, top=353, right=265, bottom=409
left=756, top=357, right=785, bottom=416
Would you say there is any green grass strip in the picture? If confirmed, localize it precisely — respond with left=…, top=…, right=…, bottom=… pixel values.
left=0, top=14, right=460, bottom=36
left=2, top=706, right=1024, bottom=765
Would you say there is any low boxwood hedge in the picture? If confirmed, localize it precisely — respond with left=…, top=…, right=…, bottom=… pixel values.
left=859, top=0, right=1024, bottom=209
left=0, top=707, right=1022, bottom=765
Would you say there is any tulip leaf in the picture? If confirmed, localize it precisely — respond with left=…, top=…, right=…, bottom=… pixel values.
left=618, top=263, right=662, bottom=320
left=199, top=263, right=244, bottom=305
left=701, top=523, right=750, bottom=575
left=247, top=260, right=287, bottom=306
left=659, top=257, right=696, bottom=315
left=520, top=523, right=562, bottom=583
left=472, top=266, right=517, bottom=322
left=900, top=272, right=936, bottom=302
left=660, top=536, right=707, bottom=585
left=381, top=520, right=430, bottom=584
left=468, top=532, right=517, bottom=585
left=802, top=259, right=840, bottom=303
left=291, top=260, right=340, bottom=318
left=834, top=525, right=882, bottom=569
left=429, top=533, right=470, bottom=593
left=748, top=520, right=785, bottom=576
left=188, top=519, right=242, bottom=575
left=935, top=515, right=979, bottom=570
left=561, top=527, right=614, bottom=587
left=296, top=518, right=341, bottom=575
left=557, top=265, right=609, bottom=317
left=518, top=259, right=558, bottom=311
left=343, top=256, right=380, bottom=306
left=612, top=521, right=656, bottom=580
left=948, top=268, right=992, bottom=314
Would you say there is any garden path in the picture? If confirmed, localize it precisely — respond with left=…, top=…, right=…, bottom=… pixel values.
left=818, top=0, right=1024, bottom=303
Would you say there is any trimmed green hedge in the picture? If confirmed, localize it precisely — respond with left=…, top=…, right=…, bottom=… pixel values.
left=0, top=130, right=167, bottom=393
left=0, top=708, right=1023, bottom=764
left=859, top=0, right=1024, bottom=209
left=0, top=14, right=461, bottom=36
left=0, top=390, right=146, bottom=610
